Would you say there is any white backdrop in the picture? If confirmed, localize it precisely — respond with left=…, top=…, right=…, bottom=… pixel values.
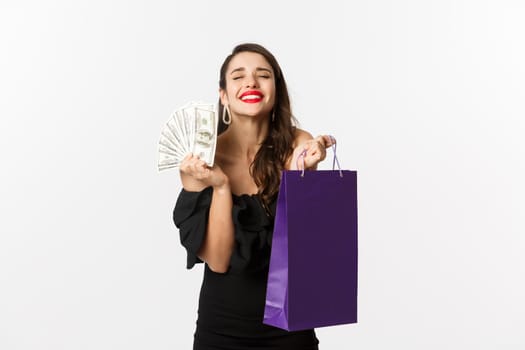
left=1, top=0, right=524, bottom=349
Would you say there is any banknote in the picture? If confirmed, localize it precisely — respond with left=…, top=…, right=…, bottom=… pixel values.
left=192, top=106, right=216, bottom=165
left=157, top=101, right=217, bottom=172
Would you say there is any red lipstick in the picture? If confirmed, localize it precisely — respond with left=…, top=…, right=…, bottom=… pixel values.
left=239, top=90, right=263, bottom=103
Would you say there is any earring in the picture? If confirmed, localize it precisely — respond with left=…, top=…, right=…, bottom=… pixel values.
left=222, top=104, right=231, bottom=125
left=272, top=110, right=276, bottom=122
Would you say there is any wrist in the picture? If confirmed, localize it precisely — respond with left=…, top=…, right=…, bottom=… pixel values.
left=213, top=176, right=230, bottom=194
left=291, top=147, right=307, bottom=171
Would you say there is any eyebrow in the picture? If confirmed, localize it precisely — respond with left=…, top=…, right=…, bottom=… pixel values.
left=230, top=67, right=273, bottom=75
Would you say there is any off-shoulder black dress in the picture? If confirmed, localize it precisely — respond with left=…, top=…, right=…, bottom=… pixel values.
left=173, top=187, right=319, bottom=350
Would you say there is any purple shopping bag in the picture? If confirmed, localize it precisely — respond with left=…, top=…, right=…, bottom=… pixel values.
left=263, top=147, right=358, bottom=331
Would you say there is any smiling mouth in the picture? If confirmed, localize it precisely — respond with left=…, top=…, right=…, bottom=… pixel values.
left=241, top=95, right=262, bottom=103
left=240, top=91, right=263, bottom=103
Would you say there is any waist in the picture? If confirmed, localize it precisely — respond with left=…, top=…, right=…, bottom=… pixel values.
left=199, top=265, right=269, bottom=319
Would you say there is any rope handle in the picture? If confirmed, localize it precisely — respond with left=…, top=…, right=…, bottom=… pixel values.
left=296, top=135, right=343, bottom=177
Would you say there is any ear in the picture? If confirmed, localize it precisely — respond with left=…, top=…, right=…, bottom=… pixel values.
left=219, top=88, right=228, bottom=106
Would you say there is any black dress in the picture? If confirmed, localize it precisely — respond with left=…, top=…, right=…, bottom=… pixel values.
left=173, top=187, right=319, bottom=350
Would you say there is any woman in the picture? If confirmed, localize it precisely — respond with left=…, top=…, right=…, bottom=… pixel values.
left=173, top=43, right=334, bottom=350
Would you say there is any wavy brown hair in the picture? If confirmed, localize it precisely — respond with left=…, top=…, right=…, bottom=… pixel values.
left=218, top=43, right=297, bottom=213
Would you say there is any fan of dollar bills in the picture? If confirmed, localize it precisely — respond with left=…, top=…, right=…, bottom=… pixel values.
left=157, top=101, right=218, bottom=171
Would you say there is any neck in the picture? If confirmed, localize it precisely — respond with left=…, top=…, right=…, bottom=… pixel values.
left=221, top=114, right=270, bottom=162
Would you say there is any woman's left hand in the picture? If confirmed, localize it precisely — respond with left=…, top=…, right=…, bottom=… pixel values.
left=291, top=135, right=335, bottom=170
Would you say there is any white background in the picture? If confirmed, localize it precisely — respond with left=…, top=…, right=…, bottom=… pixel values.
left=1, top=0, right=524, bottom=349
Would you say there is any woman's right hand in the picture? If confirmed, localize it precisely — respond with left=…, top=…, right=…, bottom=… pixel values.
left=179, top=153, right=229, bottom=191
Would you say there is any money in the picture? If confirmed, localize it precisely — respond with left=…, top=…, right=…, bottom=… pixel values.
left=157, top=101, right=218, bottom=172
left=192, top=106, right=216, bottom=164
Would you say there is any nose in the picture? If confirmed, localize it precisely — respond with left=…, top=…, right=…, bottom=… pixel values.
left=245, top=73, right=258, bottom=88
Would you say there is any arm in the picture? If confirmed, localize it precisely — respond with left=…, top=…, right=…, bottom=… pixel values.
left=179, top=154, right=234, bottom=273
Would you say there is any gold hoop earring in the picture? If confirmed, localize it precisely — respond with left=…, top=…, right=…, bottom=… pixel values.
left=222, top=105, right=231, bottom=125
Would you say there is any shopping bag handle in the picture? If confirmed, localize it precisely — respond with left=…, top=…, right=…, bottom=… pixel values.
left=297, top=135, right=343, bottom=177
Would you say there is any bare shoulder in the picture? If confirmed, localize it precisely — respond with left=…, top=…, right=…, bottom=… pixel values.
left=293, top=128, right=314, bottom=147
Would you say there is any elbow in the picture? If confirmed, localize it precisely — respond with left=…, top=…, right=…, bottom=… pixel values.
left=206, top=259, right=230, bottom=273
left=198, top=237, right=234, bottom=273
left=198, top=250, right=231, bottom=273
left=208, top=263, right=229, bottom=274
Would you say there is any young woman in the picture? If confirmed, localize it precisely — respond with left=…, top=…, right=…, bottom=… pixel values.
left=173, top=43, right=334, bottom=350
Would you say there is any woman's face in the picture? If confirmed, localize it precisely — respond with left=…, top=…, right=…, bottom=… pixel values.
left=220, top=51, right=276, bottom=119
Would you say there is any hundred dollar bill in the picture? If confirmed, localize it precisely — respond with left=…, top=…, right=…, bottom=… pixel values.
left=157, top=101, right=217, bottom=172
left=192, top=106, right=217, bottom=166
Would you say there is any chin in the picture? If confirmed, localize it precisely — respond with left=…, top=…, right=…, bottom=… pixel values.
left=238, top=108, right=268, bottom=118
